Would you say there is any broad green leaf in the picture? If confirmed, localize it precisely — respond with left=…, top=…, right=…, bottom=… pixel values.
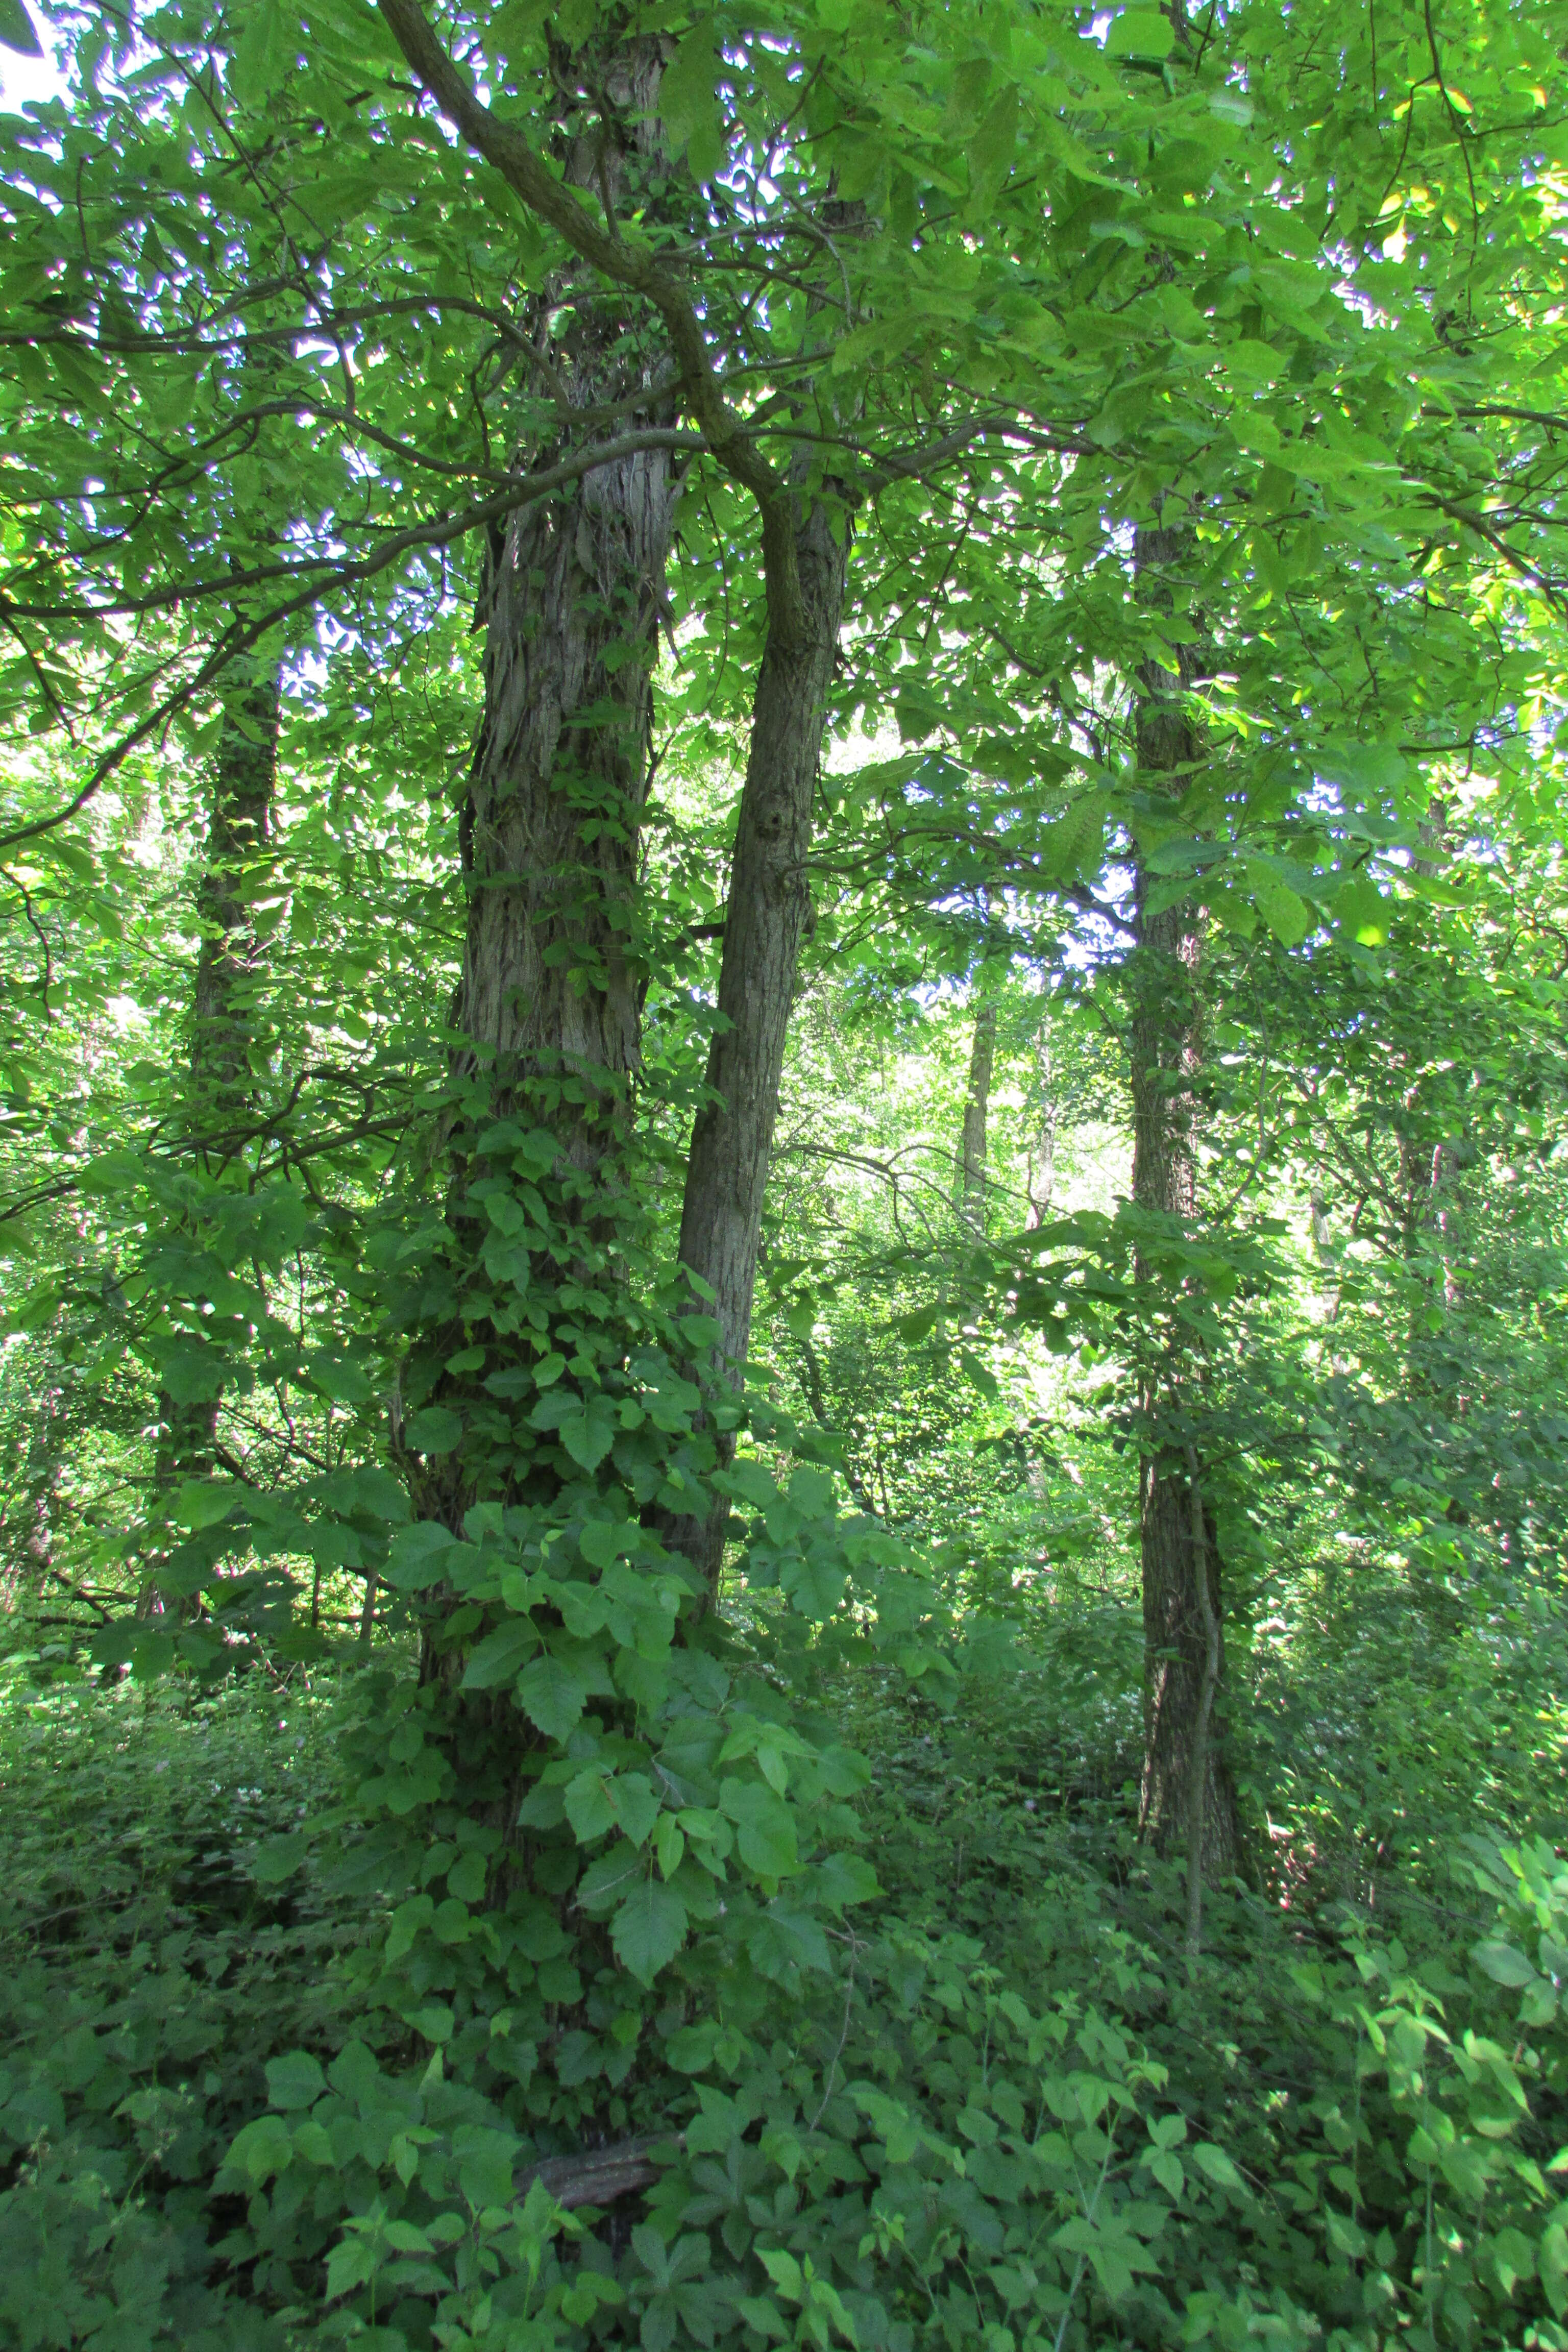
left=1106, top=7, right=1176, bottom=58
left=0, top=0, right=41, bottom=55
left=611, top=1876, right=688, bottom=1985
left=265, top=2051, right=326, bottom=2111
left=1475, top=1940, right=1538, bottom=1989
left=461, top=1615, right=540, bottom=1688
left=517, top=1648, right=596, bottom=1742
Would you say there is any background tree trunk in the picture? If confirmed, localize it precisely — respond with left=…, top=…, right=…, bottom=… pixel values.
left=1129, top=520, right=1241, bottom=1879
left=143, top=651, right=280, bottom=1611
left=959, top=993, right=998, bottom=1224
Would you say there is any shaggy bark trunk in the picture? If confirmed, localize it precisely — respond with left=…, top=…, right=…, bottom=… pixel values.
left=397, top=36, right=679, bottom=1869
left=1129, top=520, right=1240, bottom=1882
left=450, top=421, right=671, bottom=1133
left=659, top=489, right=851, bottom=1588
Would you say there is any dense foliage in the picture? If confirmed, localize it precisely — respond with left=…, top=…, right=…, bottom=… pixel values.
left=2, top=0, right=1567, bottom=2347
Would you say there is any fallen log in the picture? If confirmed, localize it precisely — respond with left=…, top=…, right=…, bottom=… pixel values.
left=514, top=2132, right=683, bottom=2211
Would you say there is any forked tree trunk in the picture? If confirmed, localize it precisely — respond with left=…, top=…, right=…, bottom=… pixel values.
left=660, top=488, right=851, bottom=1588
left=1129, top=520, right=1241, bottom=1881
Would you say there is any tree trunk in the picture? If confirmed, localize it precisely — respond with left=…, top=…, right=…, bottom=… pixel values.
left=405, top=37, right=679, bottom=1823
left=659, top=488, right=851, bottom=1588
left=1128, top=520, right=1241, bottom=1880
left=190, top=651, right=278, bottom=1105
left=143, top=650, right=280, bottom=1609
left=958, top=993, right=998, bottom=1224
left=1025, top=1009, right=1056, bottom=1229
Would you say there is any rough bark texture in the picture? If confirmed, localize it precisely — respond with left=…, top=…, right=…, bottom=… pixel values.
left=959, top=994, right=998, bottom=1223
left=1130, top=521, right=1241, bottom=1879
left=660, top=491, right=851, bottom=1587
left=412, top=37, right=678, bottom=1769
left=449, top=39, right=675, bottom=1161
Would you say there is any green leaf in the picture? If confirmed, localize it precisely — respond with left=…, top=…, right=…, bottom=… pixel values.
left=462, top=1615, right=540, bottom=1687
left=1190, top=2142, right=1245, bottom=2193
left=227, top=2114, right=295, bottom=2185
left=385, top=1520, right=457, bottom=1592
left=1475, top=1940, right=1538, bottom=1989
left=659, top=18, right=722, bottom=180
left=1244, top=862, right=1310, bottom=947
left=1106, top=8, right=1175, bottom=58
left=789, top=1466, right=835, bottom=1517
left=252, top=1831, right=309, bottom=1886
left=721, top=1778, right=799, bottom=1878
left=406, top=1405, right=463, bottom=1454
left=565, top=1767, right=618, bottom=1844
left=325, top=2236, right=378, bottom=2302
left=611, top=1876, right=689, bottom=1985
left=780, top=1548, right=848, bottom=1620
left=530, top=1389, right=617, bottom=1469
left=517, top=1648, right=595, bottom=1742
left=0, top=0, right=41, bottom=56
left=455, top=2123, right=521, bottom=2211
left=174, top=1478, right=241, bottom=1531
left=266, top=2050, right=326, bottom=2111
left=579, top=1517, right=637, bottom=1569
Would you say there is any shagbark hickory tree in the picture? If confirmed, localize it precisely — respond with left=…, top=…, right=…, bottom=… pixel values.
left=1, top=0, right=1566, bottom=2219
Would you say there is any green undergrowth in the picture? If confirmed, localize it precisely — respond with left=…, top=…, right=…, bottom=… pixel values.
left=5, top=1618, right=1568, bottom=2352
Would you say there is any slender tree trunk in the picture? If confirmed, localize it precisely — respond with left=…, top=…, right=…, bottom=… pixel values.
left=191, top=653, right=278, bottom=1100
left=660, top=488, right=851, bottom=1588
left=1128, top=520, right=1240, bottom=1879
left=958, top=994, right=998, bottom=1224
left=1025, top=1010, right=1056, bottom=1229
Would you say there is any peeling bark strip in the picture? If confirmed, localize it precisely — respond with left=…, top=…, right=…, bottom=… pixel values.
left=1129, top=520, right=1241, bottom=1879
left=662, top=493, right=852, bottom=1586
